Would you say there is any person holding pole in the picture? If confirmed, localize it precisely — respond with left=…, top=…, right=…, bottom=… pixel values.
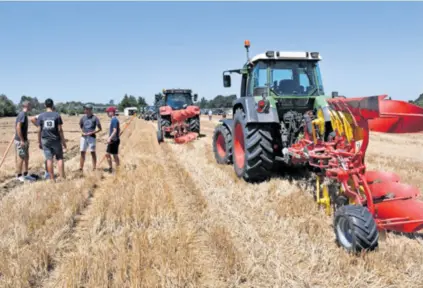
left=15, top=101, right=36, bottom=182
left=79, top=104, right=102, bottom=172
left=105, top=106, right=120, bottom=173
left=37, top=99, right=67, bottom=181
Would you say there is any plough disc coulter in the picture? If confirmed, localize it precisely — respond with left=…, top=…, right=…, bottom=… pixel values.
left=287, top=95, right=423, bottom=252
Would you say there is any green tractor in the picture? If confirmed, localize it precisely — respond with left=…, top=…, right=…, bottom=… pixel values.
left=212, top=40, right=337, bottom=182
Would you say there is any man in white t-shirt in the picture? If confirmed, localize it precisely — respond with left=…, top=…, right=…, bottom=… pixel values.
left=208, top=109, right=212, bottom=121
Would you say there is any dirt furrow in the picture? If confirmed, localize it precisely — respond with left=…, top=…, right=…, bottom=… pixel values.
left=43, top=120, right=244, bottom=287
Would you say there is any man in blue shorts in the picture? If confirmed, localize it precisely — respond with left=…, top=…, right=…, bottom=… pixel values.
left=105, top=106, right=120, bottom=173
left=37, top=99, right=67, bottom=181
left=79, top=104, right=102, bottom=171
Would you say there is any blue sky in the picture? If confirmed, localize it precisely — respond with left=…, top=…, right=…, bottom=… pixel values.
left=1, top=2, right=422, bottom=105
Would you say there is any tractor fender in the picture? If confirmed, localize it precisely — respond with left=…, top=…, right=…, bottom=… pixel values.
left=218, top=119, right=234, bottom=135
left=159, top=106, right=172, bottom=116
left=232, top=97, right=280, bottom=124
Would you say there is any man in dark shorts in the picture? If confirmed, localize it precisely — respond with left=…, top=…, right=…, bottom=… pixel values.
left=37, top=99, right=67, bottom=181
left=79, top=104, right=102, bottom=171
left=15, top=101, right=36, bottom=182
left=105, top=106, right=120, bottom=173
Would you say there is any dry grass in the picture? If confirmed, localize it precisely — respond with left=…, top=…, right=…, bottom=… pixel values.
left=0, top=115, right=423, bottom=287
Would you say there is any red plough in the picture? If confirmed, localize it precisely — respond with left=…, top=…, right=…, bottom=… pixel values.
left=368, top=95, right=423, bottom=133
left=288, top=95, right=423, bottom=252
left=158, top=105, right=200, bottom=144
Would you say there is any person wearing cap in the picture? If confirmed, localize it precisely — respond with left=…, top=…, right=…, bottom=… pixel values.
left=105, top=106, right=120, bottom=173
left=79, top=104, right=102, bottom=171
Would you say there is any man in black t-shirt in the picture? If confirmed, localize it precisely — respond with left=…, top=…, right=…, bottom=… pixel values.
left=14, top=101, right=35, bottom=182
left=37, top=98, right=67, bottom=181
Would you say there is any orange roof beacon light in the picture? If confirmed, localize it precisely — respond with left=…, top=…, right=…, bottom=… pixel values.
left=244, top=40, right=250, bottom=49
left=244, top=40, right=251, bottom=61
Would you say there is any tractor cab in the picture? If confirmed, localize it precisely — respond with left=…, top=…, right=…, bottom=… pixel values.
left=158, top=89, right=198, bottom=111
left=223, top=41, right=325, bottom=99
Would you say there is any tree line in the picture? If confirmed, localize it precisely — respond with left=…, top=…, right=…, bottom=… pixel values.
left=0, top=93, right=239, bottom=117
left=3, top=92, right=421, bottom=117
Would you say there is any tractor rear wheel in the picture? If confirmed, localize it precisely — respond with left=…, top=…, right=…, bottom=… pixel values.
left=161, top=117, right=171, bottom=138
left=232, top=109, right=275, bottom=182
left=213, top=124, right=232, bottom=164
left=189, top=116, right=200, bottom=133
left=334, top=205, right=379, bottom=253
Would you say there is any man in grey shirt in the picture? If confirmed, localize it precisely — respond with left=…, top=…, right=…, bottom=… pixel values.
left=79, top=104, right=102, bottom=171
left=15, top=100, right=36, bottom=182
left=37, top=98, right=67, bottom=181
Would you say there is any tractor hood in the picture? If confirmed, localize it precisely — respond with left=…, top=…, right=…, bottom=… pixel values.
left=168, top=102, right=189, bottom=111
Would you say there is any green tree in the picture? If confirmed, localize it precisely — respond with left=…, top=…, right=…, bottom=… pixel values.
left=137, top=96, right=148, bottom=108
left=0, top=94, right=17, bottom=117
left=199, top=97, right=209, bottom=109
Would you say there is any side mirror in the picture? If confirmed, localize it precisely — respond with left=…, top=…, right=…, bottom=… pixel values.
left=331, top=91, right=339, bottom=98
left=193, top=93, right=198, bottom=102
left=223, top=74, right=231, bottom=87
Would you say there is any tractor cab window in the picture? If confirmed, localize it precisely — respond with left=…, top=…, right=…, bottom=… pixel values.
left=166, top=93, right=193, bottom=109
left=248, top=61, right=268, bottom=96
left=269, top=61, right=324, bottom=96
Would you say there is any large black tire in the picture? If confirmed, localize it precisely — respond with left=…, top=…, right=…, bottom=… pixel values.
left=160, top=117, right=171, bottom=138
left=189, top=116, right=200, bottom=133
left=334, top=205, right=379, bottom=253
left=232, top=109, right=275, bottom=182
left=212, top=124, right=233, bottom=165
left=157, top=118, right=164, bottom=143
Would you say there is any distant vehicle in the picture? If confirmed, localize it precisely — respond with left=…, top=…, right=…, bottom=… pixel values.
left=143, top=106, right=157, bottom=121
left=124, top=107, right=138, bottom=116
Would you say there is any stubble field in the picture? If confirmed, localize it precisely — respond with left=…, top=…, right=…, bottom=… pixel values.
left=0, top=114, right=423, bottom=288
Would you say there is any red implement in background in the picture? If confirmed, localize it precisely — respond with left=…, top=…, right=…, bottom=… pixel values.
left=159, top=105, right=200, bottom=144
left=367, top=95, right=423, bottom=133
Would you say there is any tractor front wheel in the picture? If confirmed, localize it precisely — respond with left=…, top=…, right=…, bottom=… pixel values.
left=334, top=205, right=379, bottom=253
left=213, top=124, right=232, bottom=164
left=232, top=109, right=275, bottom=182
left=161, top=117, right=171, bottom=138
left=189, top=116, right=200, bottom=134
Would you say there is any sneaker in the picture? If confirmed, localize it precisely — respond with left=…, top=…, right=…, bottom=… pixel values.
left=16, top=175, right=25, bottom=182
left=24, top=175, right=36, bottom=182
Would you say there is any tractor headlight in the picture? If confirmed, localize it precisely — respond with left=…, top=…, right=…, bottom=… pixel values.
left=310, top=52, right=319, bottom=59
left=265, top=51, right=275, bottom=57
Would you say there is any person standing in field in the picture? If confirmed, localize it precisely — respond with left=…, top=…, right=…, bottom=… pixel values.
left=105, top=106, right=120, bottom=173
left=15, top=101, right=36, bottom=182
left=37, top=99, right=67, bottom=181
left=79, top=104, right=102, bottom=171
left=30, top=106, right=57, bottom=179
left=208, top=109, right=212, bottom=121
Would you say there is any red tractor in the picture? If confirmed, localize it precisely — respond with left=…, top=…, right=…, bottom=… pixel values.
left=156, top=89, right=201, bottom=144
